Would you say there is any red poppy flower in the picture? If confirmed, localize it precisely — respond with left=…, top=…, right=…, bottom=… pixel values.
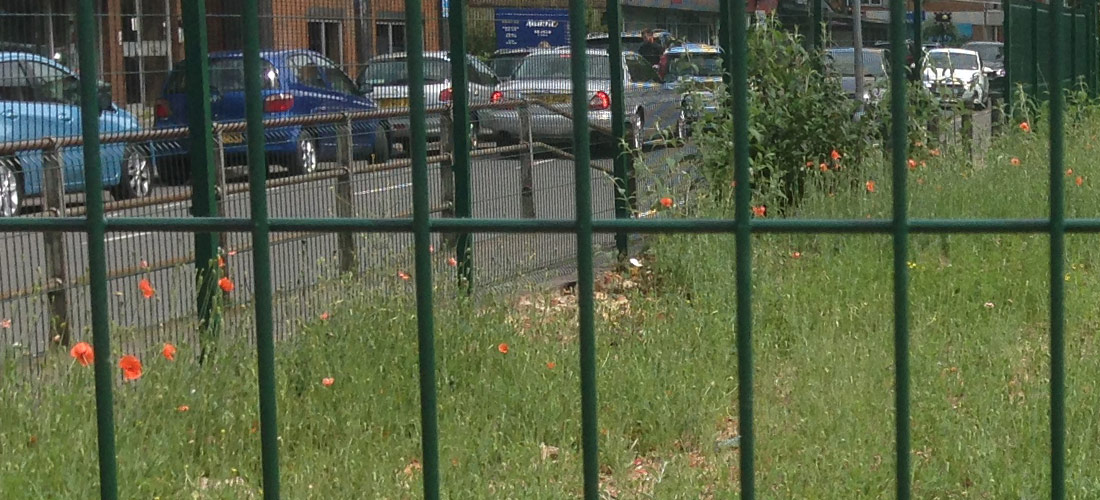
left=751, top=205, right=766, bottom=217
left=320, top=311, right=331, bottom=321
left=139, top=278, right=155, bottom=299
left=865, top=180, right=876, bottom=193
left=218, top=277, right=234, bottom=293
left=119, top=355, right=143, bottom=381
left=1066, top=169, right=1074, bottom=176
left=659, top=197, right=673, bottom=208
left=830, top=149, right=841, bottom=161
left=805, top=161, right=814, bottom=168
left=791, top=251, right=802, bottom=259
left=447, top=257, right=458, bottom=267
left=907, top=159, right=918, bottom=170
left=217, top=255, right=226, bottom=269
left=1019, top=121, right=1031, bottom=133
left=140, top=259, right=149, bottom=269
left=70, top=342, right=94, bottom=367
left=1076, top=176, right=1084, bottom=187
left=0, top=318, right=10, bottom=329
left=398, top=270, right=411, bottom=281
left=497, top=343, right=509, bottom=354
left=546, top=361, right=556, bottom=369
left=322, top=377, right=335, bottom=387
left=929, top=148, right=941, bottom=157
left=177, top=405, right=190, bottom=412
left=162, top=343, right=177, bottom=361
left=819, top=163, right=828, bottom=172
left=1010, top=157, right=1021, bottom=166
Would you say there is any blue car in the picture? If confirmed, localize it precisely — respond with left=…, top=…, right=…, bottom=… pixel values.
left=154, top=50, right=389, bottom=184
left=0, top=52, right=153, bottom=217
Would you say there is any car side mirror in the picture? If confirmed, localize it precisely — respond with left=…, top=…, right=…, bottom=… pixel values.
left=97, top=82, right=114, bottom=111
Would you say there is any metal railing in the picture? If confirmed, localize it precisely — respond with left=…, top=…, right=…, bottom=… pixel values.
left=0, top=1, right=1084, bottom=500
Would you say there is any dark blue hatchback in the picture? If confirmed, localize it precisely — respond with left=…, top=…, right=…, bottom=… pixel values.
left=154, top=50, right=388, bottom=183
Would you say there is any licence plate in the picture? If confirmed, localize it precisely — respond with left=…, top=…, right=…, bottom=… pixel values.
left=529, top=94, right=571, bottom=104
left=222, top=132, right=244, bottom=144
left=379, top=98, right=409, bottom=109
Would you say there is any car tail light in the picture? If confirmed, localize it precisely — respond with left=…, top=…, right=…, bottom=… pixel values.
left=589, top=91, right=611, bottom=111
left=440, top=88, right=453, bottom=102
left=490, top=91, right=504, bottom=103
left=154, top=99, right=172, bottom=119
left=263, top=93, right=294, bottom=113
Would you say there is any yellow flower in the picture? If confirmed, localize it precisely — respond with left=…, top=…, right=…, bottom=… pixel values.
left=907, top=261, right=918, bottom=270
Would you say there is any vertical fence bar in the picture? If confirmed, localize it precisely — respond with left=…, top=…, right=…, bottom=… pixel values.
left=76, top=0, right=118, bottom=498
left=447, top=0, right=473, bottom=291
left=405, top=0, right=442, bottom=495
left=889, top=0, right=912, bottom=497
left=1005, top=0, right=1013, bottom=115
left=1048, top=0, right=1067, bottom=495
left=606, top=0, right=629, bottom=259
left=241, top=0, right=281, bottom=497
left=1032, top=0, right=1039, bottom=96
left=911, top=0, right=922, bottom=81
left=336, top=116, right=358, bottom=274
left=518, top=105, right=536, bottom=219
left=42, top=144, right=70, bottom=345
left=180, top=0, right=220, bottom=337
left=439, top=113, right=458, bottom=247
left=812, top=0, right=823, bottom=50
left=214, top=130, right=230, bottom=280
left=566, top=0, right=599, bottom=497
left=730, top=0, right=755, bottom=497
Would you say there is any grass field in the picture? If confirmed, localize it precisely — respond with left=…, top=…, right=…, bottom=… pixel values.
left=3, top=108, right=1100, bottom=498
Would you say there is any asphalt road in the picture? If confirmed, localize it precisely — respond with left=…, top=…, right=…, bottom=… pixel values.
left=0, top=143, right=691, bottom=357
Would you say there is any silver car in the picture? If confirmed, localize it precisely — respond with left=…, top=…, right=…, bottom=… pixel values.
left=480, top=48, right=682, bottom=150
left=357, top=51, right=499, bottom=153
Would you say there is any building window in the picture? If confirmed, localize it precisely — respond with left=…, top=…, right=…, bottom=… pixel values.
left=375, top=22, right=405, bottom=54
left=308, top=20, right=343, bottom=64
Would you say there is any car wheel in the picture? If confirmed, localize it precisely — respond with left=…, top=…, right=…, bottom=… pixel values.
left=288, top=130, right=319, bottom=175
left=629, top=113, right=644, bottom=151
left=111, top=146, right=154, bottom=200
left=0, top=159, right=23, bottom=217
left=371, top=125, right=391, bottom=164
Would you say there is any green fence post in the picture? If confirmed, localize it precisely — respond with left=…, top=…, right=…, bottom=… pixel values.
left=447, top=0, right=473, bottom=291
left=76, top=1, right=119, bottom=498
left=911, top=0, right=922, bottom=81
left=1048, top=0, right=1067, bottom=497
left=607, top=0, right=629, bottom=259
left=1005, top=0, right=1013, bottom=115
left=1032, top=0, right=1040, bottom=96
left=405, top=0, right=442, bottom=496
left=566, top=0, right=599, bottom=497
left=180, top=0, right=220, bottom=347
left=889, top=0, right=913, bottom=497
left=729, top=1, right=756, bottom=498
left=241, top=0, right=281, bottom=498
left=812, top=0, right=823, bottom=50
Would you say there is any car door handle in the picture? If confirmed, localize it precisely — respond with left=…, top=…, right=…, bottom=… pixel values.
left=1, top=110, right=16, bottom=120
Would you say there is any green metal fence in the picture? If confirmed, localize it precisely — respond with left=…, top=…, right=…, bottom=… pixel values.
left=1006, top=0, right=1099, bottom=109
left=0, top=0, right=1085, bottom=498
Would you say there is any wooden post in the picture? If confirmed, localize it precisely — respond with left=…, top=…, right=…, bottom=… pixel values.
left=518, top=103, right=536, bottom=219
left=41, top=142, right=70, bottom=346
left=335, top=115, right=359, bottom=274
left=439, top=111, right=457, bottom=247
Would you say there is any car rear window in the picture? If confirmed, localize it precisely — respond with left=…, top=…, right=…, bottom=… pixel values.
left=165, top=58, right=279, bottom=94
left=666, top=53, right=724, bottom=78
left=361, top=58, right=450, bottom=86
left=490, top=56, right=525, bottom=79
left=512, top=54, right=611, bottom=80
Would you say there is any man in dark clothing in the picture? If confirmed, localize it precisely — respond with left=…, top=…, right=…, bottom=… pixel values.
left=638, top=29, right=664, bottom=68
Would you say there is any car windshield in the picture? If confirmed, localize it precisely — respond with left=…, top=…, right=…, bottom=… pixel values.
left=165, top=58, right=279, bottom=93
left=666, top=53, right=723, bottom=79
left=963, top=44, right=1002, bottom=65
left=491, top=56, right=525, bottom=79
left=826, top=51, right=887, bottom=77
left=588, top=36, right=645, bottom=53
left=361, top=58, right=450, bottom=86
left=927, top=52, right=980, bottom=71
left=512, top=54, right=611, bottom=80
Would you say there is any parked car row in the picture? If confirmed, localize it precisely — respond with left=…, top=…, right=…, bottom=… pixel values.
left=0, top=35, right=729, bottom=217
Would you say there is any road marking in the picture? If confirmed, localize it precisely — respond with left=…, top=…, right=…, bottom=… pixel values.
left=106, top=232, right=152, bottom=243
left=355, top=182, right=412, bottom=196
left=534, top=159, right=553, bottom=166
